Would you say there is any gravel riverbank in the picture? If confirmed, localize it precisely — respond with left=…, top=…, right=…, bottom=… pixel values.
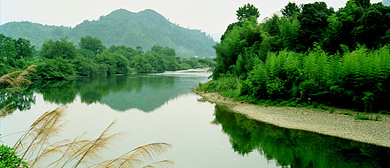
left=195, top=90, right=390, bottom=148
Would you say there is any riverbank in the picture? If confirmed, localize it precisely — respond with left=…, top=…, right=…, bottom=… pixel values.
left=194, top=90, right=390, bottom=148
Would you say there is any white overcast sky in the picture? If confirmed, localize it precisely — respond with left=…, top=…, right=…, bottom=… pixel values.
left=0, top=0, right=383, bottom=35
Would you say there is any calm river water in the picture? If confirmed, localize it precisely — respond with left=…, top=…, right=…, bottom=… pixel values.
left=1, top=69, right=389, bottom=167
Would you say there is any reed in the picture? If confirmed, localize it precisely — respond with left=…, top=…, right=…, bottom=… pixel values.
left=0, top=65, right=36, bottom=116
left=12, top=107, right=173, bottom=167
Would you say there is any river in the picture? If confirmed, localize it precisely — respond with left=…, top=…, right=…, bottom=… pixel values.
left=1, top=69, right=389, bottom=167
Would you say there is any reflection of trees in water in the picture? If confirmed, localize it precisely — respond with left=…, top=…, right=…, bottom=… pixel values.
left=33, top=80, right=77, bottom=104
left=0, top=87, right=35, bottom=116
left=33, top=73, right=207, bottom=112
left=213, top=105, right=390, bottom=168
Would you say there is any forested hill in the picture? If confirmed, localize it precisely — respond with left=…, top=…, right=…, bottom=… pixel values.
left=0, top=9, right=216, bottom=57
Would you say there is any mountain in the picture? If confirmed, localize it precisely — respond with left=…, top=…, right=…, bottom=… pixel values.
left=0, top=9, right=216, bottom=57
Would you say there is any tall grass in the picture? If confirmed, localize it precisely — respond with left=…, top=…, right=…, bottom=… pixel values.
left=1, top=65, right=36, bottom=116
left=12, top=108, right=173, bottom=168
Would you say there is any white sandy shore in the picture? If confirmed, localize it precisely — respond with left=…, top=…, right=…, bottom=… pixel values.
left=195, top=91, right=390, bottom=148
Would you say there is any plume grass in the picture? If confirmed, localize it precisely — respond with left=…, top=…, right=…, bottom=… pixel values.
left=0, top=65, right=36, bottom=116
left=11, top=108, right=173, bottom=168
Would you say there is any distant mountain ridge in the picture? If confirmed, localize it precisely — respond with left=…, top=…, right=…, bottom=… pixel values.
left=0, top=9, right=216, bottom=57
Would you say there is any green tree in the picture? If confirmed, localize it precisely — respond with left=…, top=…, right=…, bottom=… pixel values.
left=297, top=2, right=334, bottom=51
left=356, top=0, right=371, bottom=8
left=279, top=17, right=300, bottom=51
left=213, top=19, right=262, bottom=79
left=236, top=3, right=260, bottom=21
left=281, top=2, right=301, bottom=18
left=40, top=38, right=77, bottom=59
left=35, top=58, right=75, bottom=79
left=95, top=51, right=117, bottom=74
left=353, top=3, right=390, bottom=48
left=79, top=35, right=106, bottom=55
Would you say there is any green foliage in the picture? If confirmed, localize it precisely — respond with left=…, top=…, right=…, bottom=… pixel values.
left=0, top=145, right=28, bottom=168
left=206, top=1, right=390, bottom=112
left=297, top=2, right=335, bottom=51
left=0, top=34, right=34, bottom=74
left=281, top=2, right=300, bottom=18
left=0, top=34, right=209, bottom=79
left=34, top=58, right=76, bottom=79
left=236, top=3, right=260, bottom=21
left=79, top=35, right=106, bottom=54
left=40, top=38, right=77, bottom=59
left=198, top=73, right=241, bottom=99
left=213, top=19, right=262, bottom=79
left=242, top=46, right=390, bottom=112
left=355, top=113, right=382, bottom=121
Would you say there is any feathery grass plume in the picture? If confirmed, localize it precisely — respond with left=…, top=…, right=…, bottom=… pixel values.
left=142, top=160, right=175, bottom=168
left=94, top=142, right=173, bottom=168
left=11, top=107, right=173, bottom=168
left=72, top=120, right=123, bottom=167
left=0, top=65, right=36, bottom=92
left=13, top=107, right=66, bottom=166
left=0, top=102, right=15, bottom=117
left=0, top=65, right=36, bottom=116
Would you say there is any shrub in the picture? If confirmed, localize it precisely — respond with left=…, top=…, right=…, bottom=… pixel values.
left=0, top=145, right=27, bottom=168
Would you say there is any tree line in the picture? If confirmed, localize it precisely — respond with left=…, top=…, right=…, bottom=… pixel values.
left=0, top=34, right=214, bottom=79
left=200, top=0, right=390, bottom=112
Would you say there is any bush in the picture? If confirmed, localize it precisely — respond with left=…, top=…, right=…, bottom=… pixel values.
left=0, top=145, right=27, bottom=167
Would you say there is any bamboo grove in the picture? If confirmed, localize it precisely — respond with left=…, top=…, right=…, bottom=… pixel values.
left=200, top=1, right=390, bottom=112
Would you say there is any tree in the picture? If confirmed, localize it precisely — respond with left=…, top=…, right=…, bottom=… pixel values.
left=333, top=0, right=366, bottom=51
left=353, top=3, right=390, bottom=48
left=297, top=2, right=334, bottom=51
left=279, top=17, right=300, bottom=51
left=35, top=58, right=75, bottom=79
left=14, top=38, right=34, bottom=60
left=236, top=3, right=260, bottom=21
left=79, top=35, right=106, bottom=55
left=356, top=0, right=371, bottom=8
left=281, top=2, right=301, bottom=18
left=40, top=38, right=77, bottom=59
left=213, top=19, right=262, bottom=79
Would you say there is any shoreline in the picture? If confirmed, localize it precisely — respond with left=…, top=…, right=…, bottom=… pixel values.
left=195, top=90, right=390, bottom=148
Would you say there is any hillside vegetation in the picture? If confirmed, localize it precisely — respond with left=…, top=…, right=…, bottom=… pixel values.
left=0, top=34, right=214, bottom=79
left=0, top=9, right=216, bottom=57
left=199, top=1, right=390, bottom=113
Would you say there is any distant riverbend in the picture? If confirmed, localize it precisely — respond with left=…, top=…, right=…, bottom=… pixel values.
left=194, top=90, right=390, bottom=148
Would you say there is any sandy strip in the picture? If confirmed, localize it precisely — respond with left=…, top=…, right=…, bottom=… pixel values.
left=195, top=91, right=390, bottom=148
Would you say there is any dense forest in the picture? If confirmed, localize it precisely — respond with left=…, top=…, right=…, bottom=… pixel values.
left=199, top=0, right=390, bottom=113
left=0, top=34, right=214, bottom=79
left=0, top=9, right=216, bottom=57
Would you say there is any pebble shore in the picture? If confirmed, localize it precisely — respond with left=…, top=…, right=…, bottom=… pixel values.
left=195, top=91, right=390, bottom=148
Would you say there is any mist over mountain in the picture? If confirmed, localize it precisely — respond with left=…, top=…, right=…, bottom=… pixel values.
left=0, top=9, right=216, bottom=57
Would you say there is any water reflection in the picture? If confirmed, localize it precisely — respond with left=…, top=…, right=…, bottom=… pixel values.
left=213, top=105, right=390, bottom=168
left=32, top=70, right=209, bottom=112
left=0, top=87, right=35, bottom=116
